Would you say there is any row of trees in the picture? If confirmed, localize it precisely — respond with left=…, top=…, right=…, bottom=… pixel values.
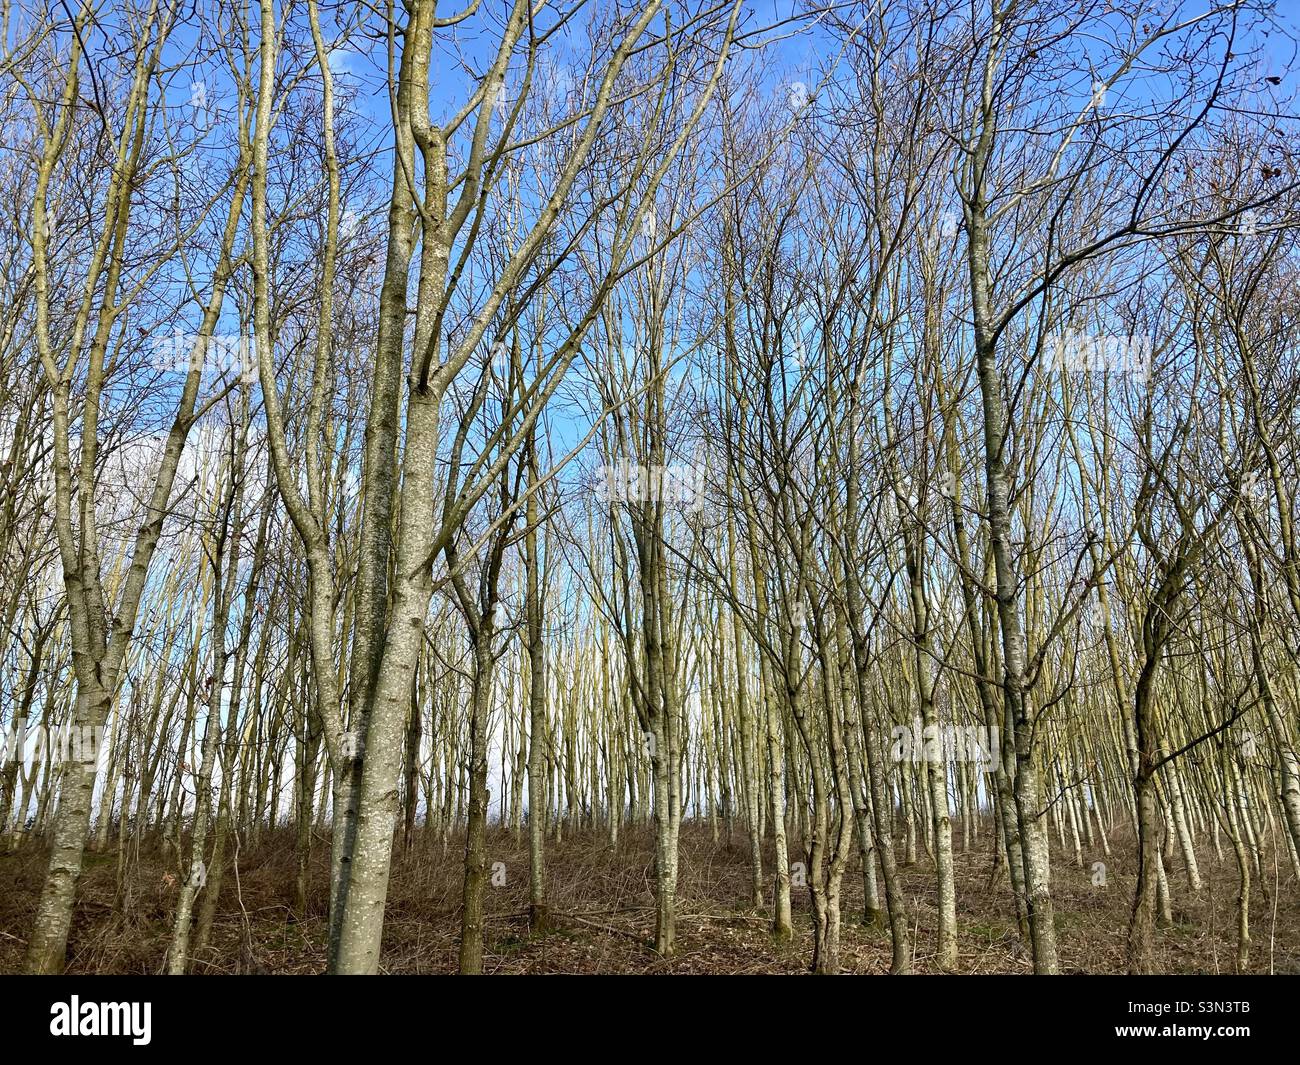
left=2, top=0, right=1298, bottom=975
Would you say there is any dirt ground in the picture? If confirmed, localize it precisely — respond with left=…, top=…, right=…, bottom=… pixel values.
left=1, top=822, right=1296, bottom=974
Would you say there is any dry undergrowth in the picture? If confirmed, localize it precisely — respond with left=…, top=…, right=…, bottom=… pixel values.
left=1, top=822, right=1296, bottom=974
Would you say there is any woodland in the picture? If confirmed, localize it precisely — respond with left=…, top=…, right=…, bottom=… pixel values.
left=1, top=0, right=1299, bottom=977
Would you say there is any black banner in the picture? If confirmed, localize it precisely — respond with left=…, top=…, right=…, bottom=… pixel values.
left=0, top=974, right=1289, bottom=1055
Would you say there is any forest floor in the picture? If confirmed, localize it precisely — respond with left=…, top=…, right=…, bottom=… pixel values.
left=2, top=822, right=1297, bottom=974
